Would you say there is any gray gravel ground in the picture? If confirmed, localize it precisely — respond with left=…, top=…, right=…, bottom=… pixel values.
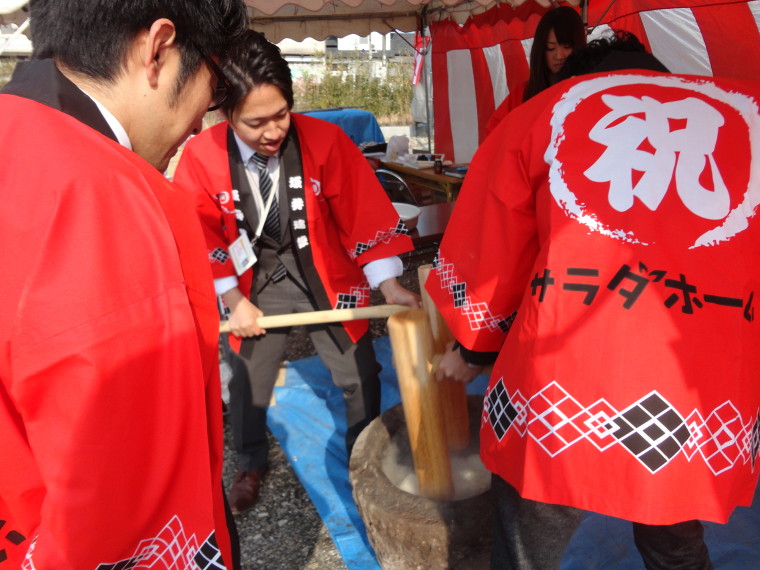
left=224, top=251, right=436, bottom=569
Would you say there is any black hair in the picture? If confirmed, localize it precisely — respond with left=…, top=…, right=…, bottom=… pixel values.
left=219, top=29, right=294, bottom=118
left=559, top=30, right=670, bottom=79
left=524, top=6, right=587, bottom=101
left=29, top=0, right=248, bottom=88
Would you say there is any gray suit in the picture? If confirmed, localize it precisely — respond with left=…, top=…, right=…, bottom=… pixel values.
left=225, top=129, right=382, bottom=471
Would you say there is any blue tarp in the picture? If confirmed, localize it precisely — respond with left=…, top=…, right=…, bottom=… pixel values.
left=301, top=108, right=385, bottom=146
left=267, top=336, right=760, bottom=569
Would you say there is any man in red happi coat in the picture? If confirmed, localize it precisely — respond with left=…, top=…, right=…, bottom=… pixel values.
left=429, top=33, right=760, bottom=568
left=0, top=1, right=247, bottom=567
left=174, top=30, right=420, bottom=513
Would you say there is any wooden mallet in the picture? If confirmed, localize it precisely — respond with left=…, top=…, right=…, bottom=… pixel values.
left=388, top=307, right=455, bottom=501
left=384, top=264, right=472, bottom=501
left=417, top=264, right=470, bottom=452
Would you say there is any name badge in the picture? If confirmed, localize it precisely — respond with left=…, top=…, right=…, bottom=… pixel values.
left=229, top=232, right=256, bottom=276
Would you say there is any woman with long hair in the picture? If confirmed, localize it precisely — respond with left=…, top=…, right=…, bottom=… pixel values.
left=485, top=6, right=586, bottom=135
left=524, top=6, right=587, bottom=100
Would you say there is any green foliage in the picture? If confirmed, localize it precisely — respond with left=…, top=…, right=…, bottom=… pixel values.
left=293, top=53, right=413, bottom=125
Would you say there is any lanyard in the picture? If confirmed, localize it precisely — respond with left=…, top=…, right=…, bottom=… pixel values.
left=244, top=162, right=277, bottom=243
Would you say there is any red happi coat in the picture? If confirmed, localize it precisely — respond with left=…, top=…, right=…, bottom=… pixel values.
left=426, top=70, right=760, bottom=525
left=0, top=96, right=231, bottom=567
left=174, top=114, right=413, bottom=350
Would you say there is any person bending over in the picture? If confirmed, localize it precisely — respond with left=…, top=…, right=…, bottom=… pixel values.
left=0, top=0, right=248, bottom=567
left=174, top=30, right=420, bottom=514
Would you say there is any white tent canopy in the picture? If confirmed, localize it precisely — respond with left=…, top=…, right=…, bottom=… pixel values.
left=246, top=0, right=490, bottom=43
left=0, top=1, right=582, bottom=53
left=245, top=0, right=581, bottom=42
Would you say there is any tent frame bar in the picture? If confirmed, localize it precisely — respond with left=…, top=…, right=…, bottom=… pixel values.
left=250, top=10, right=419, bottom=26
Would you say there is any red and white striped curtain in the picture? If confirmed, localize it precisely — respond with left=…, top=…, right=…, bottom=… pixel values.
left=431, top=0, right=760, bottom=163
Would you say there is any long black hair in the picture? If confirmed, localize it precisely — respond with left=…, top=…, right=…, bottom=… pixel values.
left=559, top=30, right=670, bottom=79
left=524, top=6, right=587, bottom=102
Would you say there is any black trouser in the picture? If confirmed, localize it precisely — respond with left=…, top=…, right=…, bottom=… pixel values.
left=490, top=475, right=713, bottom=570
left=229, top=274, right=382, bottom=471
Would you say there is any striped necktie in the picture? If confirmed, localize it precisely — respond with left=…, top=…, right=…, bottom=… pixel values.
left=251, top=152, right=281, bottom=243
left=251, top=152, right=287, bottom=284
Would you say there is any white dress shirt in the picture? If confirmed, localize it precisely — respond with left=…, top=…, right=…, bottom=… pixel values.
left=213, top=133, right=403, bottom=296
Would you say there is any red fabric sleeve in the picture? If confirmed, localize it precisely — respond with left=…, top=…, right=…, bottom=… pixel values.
left=299, top=117, right=414, bottom=266
left=174, top=131, right=239, bottom=282
left=426, top=90, right=548, bottom=353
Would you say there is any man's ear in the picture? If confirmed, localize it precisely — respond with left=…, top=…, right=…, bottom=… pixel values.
left=142, top=18, right=178, bottom=88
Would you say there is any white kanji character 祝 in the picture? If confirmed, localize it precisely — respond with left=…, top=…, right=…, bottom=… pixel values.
left=584, top=94, right=729, bottom=220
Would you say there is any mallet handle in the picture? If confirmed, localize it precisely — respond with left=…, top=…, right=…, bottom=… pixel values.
left=219, top=304, right=408, bottom=332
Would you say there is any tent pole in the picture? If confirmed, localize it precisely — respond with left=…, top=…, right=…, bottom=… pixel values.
left=590, top=0, right=620, bottom=32
left=419, top=12, right=432, bottom=153
left=422, top=46, right=432, bottom=153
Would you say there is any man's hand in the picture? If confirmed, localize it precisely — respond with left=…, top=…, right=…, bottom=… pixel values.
left=435, top=342, right=483, bottom=384
left=221, top=287, right=266, bottom=337
left=379, top=277, right=421, bottom=308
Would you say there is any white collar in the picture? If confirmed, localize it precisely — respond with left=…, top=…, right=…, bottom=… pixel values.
left=233, top=130, right=278, bottom=168
left=78, top=90, right=132, bottom=150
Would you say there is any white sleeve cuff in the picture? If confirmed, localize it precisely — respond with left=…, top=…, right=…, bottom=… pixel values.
left=363, top=256, right=404, bottom=289
left=214, top=276, right=239, bottom=296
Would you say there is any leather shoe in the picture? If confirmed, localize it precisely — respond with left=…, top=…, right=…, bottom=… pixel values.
left=229, top=467, right=267, bottom=513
